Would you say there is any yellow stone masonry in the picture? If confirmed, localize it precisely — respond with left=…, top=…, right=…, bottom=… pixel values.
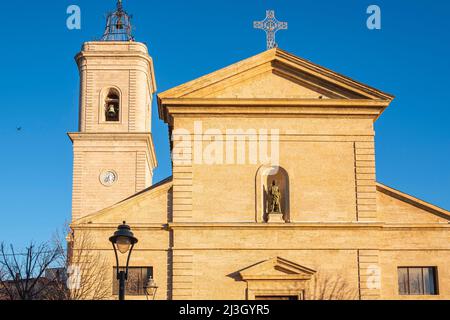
left=70, top=46, right=450, bottom=300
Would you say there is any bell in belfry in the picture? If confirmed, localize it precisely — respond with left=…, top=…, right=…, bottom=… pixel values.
left=116, top=17, right=124, bottom=30
left=107, top=104, right=117, bottom=118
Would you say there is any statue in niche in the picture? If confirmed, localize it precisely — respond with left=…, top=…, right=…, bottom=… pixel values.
left=268, top=180, right=282, bottom=214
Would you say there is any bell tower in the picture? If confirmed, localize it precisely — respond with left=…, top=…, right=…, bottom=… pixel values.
left=69, top=0, right=157, bottom=221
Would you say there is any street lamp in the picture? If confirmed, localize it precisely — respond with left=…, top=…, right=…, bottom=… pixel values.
left=109, top=221, right=138, bottom=301
left=143, top=275, right=158, bottom=300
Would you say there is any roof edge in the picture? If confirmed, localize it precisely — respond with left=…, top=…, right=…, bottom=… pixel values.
left=274, top=48, right=395, bottom=101
left=71, top=176, right=173, bottom=226
left=376, top=182, right=450, bottom=220
left=157, top=48, right=394, bottom=101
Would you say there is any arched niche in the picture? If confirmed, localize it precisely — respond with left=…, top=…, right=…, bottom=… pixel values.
left=255, top=165, right=290, bottom=223
left=99, top=87, right=122, bottom=123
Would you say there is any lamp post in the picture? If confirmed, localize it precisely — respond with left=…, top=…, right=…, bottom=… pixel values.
left=109, top=221, right=138, bottom=301
left=143, top=275, right=158, bottom=300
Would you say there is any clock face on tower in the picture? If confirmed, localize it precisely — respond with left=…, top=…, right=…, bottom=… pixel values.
left=100, top=170, right=117, bottom=186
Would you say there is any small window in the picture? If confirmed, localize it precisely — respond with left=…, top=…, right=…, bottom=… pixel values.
left=113, top=267, right=153, bottom=296
left=105, top=89, right=120, bottom=122
left=398, top=267, right=438, bottom=295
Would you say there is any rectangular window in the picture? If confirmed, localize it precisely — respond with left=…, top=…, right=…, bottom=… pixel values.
left=113, top=267, right=153, bottom=296
left=398, top=267, right=438, bottom=295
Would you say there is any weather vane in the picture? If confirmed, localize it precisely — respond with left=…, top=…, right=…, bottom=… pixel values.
left=253, top=10, right=288, bottom=50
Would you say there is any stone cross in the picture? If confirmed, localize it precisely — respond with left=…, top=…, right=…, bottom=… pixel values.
left=253, top=10, right=288, bottom=50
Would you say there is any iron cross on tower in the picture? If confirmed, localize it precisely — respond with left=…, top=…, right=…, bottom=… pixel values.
left=254, top=10, right=288, bottom=50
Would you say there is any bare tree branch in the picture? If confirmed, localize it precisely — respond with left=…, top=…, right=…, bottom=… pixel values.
left=307, top=271, right=359, bottom=300
left=0, top=241, right=65, bottom=300
left=63, top=227, right=110, bottom=300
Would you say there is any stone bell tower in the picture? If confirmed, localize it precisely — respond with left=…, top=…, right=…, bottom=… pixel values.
left=69, top=0, right=157, bottom=221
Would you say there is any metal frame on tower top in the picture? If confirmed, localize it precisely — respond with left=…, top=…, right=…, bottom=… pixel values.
left=101, top=0, right=134, bottom=41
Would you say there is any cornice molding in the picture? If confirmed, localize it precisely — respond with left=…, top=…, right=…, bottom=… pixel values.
left=68, top=132, right=157, bottom=169
left=166, top=222, right=449, bottom=230
left=161, top=98, right=390, bottom=107
left=75, top=41, right=157, bottom=94
left=71, top=223, right=166, bottom=230
left=159, top=98, right=390, bottom=122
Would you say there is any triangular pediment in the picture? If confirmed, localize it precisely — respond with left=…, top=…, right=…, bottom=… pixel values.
left=377, top=183, right=450, bottom=223
left=239, top=257, right=316, bottom=281
left=158, top=48, right=394, bottom=101
left=202, top=71, right=332, bottom=99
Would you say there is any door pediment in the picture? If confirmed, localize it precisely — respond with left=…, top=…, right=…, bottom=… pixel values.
left=239, top=257, right=316, bottom=281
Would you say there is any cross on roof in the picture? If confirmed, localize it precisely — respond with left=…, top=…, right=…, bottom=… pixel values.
left=253, top=10, right=288, bottom=50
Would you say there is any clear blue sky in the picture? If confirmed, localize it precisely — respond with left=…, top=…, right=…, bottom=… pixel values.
left=1, top=0, right=449, bottom=248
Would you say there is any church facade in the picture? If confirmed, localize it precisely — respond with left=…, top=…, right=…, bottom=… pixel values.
left=69, top=4, right=450, bottom=300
